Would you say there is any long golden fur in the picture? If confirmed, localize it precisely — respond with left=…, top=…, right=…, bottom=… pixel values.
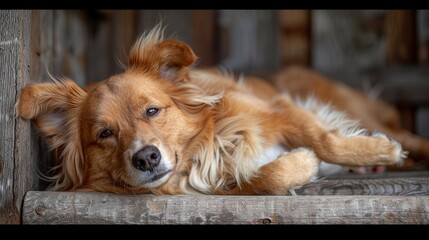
left=17, top=26, right=419, bottom=195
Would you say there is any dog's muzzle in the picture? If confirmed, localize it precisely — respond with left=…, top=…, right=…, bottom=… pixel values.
left=132, top=145, right=161, bottom=172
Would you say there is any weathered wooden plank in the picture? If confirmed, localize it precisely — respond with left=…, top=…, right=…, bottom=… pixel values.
left=312, top=10, right=386, bottom=72
left=53, top=10, right=88, bottom=85
left=111, top=10, right=138, bottom=75
left=279, top=10, right=311, bottom=66
left=417, top=10, right=429, bottom=63
left=325, top=170, right=429, bottom=179
left=191, top=10, right=217, bottom=67
left=320, top=66, right=429, bottom=105
left=416, top=107, right=429, bottom=139
left=138, top=10, right=193, bottom=45
left=415, top=11, right=429, bottom=137
left=22, top=191, right=429, bottom=224
left=218, top=10, right=281, bottom=75
left=0, top=10, right=39, bottom=224
left=138, top=10, right=218, bottom=67
left=29, top=10, right=56, bottom=191
left=386, top=10, right=417, bottom=64
left=296, top=176, right=429, bottom=196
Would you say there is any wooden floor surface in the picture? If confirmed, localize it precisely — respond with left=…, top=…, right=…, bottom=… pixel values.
left=22, top=171, right=429, bottom=224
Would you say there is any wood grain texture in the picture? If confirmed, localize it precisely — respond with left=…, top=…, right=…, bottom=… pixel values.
left=417, top=10, right=429, bottom=63
left=0, top=10, right=39, bottom=224
left=312, top=10, right=386, bottom=72
left=191, top=10, right=217, bottom=67
left=53, top=10, right=88, bottom=85
left=29, top=10, right=56, bottom=191
left=296, top=176, right=429, bottom=196
left=386, top=10, right=417, bottom=64
left=111, top=10, right=138, bottom=76
left=320, top=66, right=429, bottom=105
left=218, top=10, right=281, bottom=75
left=23, top=191, right=429, bottom=224
left=279, top=10, right=311, bottom=66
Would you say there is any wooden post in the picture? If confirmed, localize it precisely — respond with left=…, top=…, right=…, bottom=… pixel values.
left=191, top=10, right=217, bottom=67
left=0, top=10, right=38, bottom=224
left=279, top=10, right=311, bottom=66
left=385, top=10, right=418, bottom=134
left=386, top=10, right=417, bottom=64
left=0, top=9, right=93, bottom=224
left=111, top=10, right=138, bottom=75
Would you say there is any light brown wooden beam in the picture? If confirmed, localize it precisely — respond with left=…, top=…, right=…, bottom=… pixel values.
left=386, top=10, right=417, bottom=64
left=279, top=10, right=311, bottom=66
left=23, top=191, right=429, bottom=224
left=191, top=10, right=217, bottom=67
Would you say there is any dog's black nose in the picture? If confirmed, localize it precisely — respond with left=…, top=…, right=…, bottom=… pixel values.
left=132, top=145, right=161, bottom=172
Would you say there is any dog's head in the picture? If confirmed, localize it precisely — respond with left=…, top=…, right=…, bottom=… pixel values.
left=16, top=26, right=221, bottom=193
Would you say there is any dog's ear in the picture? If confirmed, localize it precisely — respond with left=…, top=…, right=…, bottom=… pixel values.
left=128, top=28, right=197, bottom=81
left=156, top=40, right=197, bottom=80
left=16, top=79, right=87, bottom=190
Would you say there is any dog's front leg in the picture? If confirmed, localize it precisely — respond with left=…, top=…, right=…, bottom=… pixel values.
left=217, top=148, right=320, bottom=195
left=270, top=97, right=407, bottom=168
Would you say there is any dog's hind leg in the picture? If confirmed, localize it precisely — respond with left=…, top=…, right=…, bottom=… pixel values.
left=218, top=148, right=320, bottom=195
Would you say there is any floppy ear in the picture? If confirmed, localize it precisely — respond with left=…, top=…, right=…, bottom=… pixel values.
left=128, top=27, right=222, bottom=115
left=16, top=79, right=87, bottom=190
left=156, top=40, right=197, bottom=80
left=128, top=28, right=197, bottom=81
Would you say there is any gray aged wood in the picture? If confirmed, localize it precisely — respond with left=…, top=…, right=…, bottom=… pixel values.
left=53, top=10, right=88, bottom=85
left=139, top=10, right=217, bottom=67
left=296, top=176, right=429, bottom=196
left=218, top=10, right=281, bottom=75
left=23, top=191, right=429, bottom=224
left=27, top=10, right=58, bottom=192
left=312, top=10, right=387, bottom=72
left=0, top=9, right=89, bottom=224
left=0, top=10, right=39, bottom=224
left=320, top=66, right=429, bottom=105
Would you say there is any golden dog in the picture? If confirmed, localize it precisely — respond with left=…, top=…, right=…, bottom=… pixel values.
left=16, top=26, right=412, bottom=195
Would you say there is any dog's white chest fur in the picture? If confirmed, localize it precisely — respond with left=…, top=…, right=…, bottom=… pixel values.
left=256, top=145, right=288, bottom=167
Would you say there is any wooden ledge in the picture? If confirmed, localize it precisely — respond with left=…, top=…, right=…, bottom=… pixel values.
left=23, top=191, right=429, bottom=224
left=295, top=171, right=429, bottom=196
left=22, top=172, right=429, bottom=224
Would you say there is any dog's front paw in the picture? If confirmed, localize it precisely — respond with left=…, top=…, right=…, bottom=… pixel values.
left=371, top=132, right=408, bottom=166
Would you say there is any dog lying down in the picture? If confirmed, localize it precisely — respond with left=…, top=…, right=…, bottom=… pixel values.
left=17, top=26, right=429, bottom=195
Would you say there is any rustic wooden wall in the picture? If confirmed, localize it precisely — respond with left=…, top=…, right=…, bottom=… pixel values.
left=138, top=10, right=217, bottom=67
left=217, top=10, right=281, bottom=75
left=312, top=10, right=386, bottom=72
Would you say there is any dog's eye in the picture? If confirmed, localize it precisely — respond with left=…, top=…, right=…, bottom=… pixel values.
left=98, top=129, right=113, bottom=139
left=145, top=107, right=160, bottom=118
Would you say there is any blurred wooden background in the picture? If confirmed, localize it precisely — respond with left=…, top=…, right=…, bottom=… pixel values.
left=1, top=10, right=429, bottom=223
